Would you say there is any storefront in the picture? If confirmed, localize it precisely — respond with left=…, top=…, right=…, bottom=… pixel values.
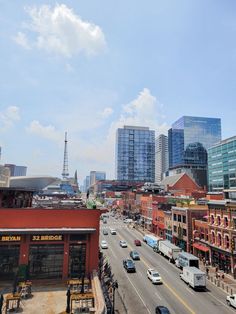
left=192, top=242, right=210, bottom=261
left=0, top=208, right=101, bottom=280
left=210, top=246, right=232, bottom=274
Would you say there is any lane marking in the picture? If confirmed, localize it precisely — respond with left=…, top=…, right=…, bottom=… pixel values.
left=185, top=287, right=195, bottom=296
left=155, top=291, right=162, bottom=300
left=207, top=292, right=236, bottom=313
left=109, top=246, right=117, bottom=259
left=124, top=271, right=152, bottom=314
left=117, top=230, right=196, bottom=314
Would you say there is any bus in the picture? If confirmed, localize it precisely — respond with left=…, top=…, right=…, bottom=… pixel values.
left=175, top=252, right=199, bottom=269
left=143, top=234, right=162, bottom=248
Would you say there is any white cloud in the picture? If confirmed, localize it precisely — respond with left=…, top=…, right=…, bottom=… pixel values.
left=13, top=32, right=31, bottom=50
left=15, top=4, right=106, bottom=58
left=0, top=106, right=20, bottom=131
left=101, top=107, right=113, bottom=118
left=76, top=88, right=169, bottom=179
left=26, top=120, right=61, bottom=142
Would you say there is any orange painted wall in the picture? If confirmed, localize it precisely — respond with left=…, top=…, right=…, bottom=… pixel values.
left=0, top=208, right=101, bottom=229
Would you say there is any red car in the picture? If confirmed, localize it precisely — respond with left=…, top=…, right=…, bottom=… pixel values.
left=134, top=239, right=141, bottom=246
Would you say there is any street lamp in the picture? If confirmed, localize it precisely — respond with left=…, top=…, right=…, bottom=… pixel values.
left=112, top=280, right=118, bottom=314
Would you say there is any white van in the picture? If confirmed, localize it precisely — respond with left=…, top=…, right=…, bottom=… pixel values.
left=124, top=218, right=133, bottom=223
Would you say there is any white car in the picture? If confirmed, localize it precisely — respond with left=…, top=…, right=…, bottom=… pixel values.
left=147, top=268, right=162, bottom=284
left=227, top=294, right=236, bottom=308
left=101, top=240, right=108, bottom=249
left=110, top=228, right=117, bottom=235
left=119, top=240, right=127, bottom=248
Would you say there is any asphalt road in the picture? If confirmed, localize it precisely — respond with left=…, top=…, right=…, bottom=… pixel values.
left=100, top=216, right=236, bottom=314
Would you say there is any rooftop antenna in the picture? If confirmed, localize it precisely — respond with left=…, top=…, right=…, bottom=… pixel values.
left=62, top=132, right=69, bottom=179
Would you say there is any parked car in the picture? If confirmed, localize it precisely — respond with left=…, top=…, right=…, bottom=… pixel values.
left=119, top=240, right=127, bottom=248
left=130, top=251, right=140, bottom=260
left=155, top=306, right=171, bottom=314
left=147, top=268, right=162, bottom=284
left=103, top=229, right=108, bottom=235
left=110, top=229, right=116, bottom=235
left=101, top=240, right=108, bottom=249
left=227, top=294, right=236, bottom=308
left=134, top=239, right=141, bottom=246
left=123, top=259, right=136, bottom=273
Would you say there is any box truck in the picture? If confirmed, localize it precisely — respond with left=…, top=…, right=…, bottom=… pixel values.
left=180, top=267, right=206, bottom=290
left=143, top=234, right=162, bottom=248
left=158, top=240, right=182, bottom=262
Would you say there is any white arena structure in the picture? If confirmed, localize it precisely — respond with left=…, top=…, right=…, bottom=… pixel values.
left=9, top=176, right=58, bottom=190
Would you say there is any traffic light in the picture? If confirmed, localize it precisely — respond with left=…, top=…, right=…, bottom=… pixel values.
left=231, top=238, right=235, bottom=251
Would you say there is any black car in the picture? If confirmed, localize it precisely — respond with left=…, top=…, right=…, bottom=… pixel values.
left=130, top=250, right=140, bottom=260
left=155, top=306, right=170, bottom=314
left=123, top=259, right=136, bottom=273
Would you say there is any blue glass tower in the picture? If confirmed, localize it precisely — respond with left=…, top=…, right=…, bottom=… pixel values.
left=168, top=116, right=221, bottom=187
left=116, top=126, right=155, bottom=182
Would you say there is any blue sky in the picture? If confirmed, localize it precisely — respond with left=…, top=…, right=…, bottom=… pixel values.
left=0, top=1, right=236, bottom=185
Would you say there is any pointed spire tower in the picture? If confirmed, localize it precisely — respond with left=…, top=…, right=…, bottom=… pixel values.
left=62, top=132, right=69, bottom=180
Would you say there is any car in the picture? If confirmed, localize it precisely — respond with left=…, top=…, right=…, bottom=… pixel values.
left=103, top=229, right=108, bottom=235
left=130, top=250, right=140, bottom=260
left=123, top=259, right=136, bottom=272
left=119, top=240, right=127, bottom=248
left=134, top=239, right=141, bottom=246
left=110, top=228, right=116, bottom=235
left=155, top=306, right=171, bottom=314
left=227, top=294, right=236, bottom=308
left=147, top=268, right=162, bottom=284
left=103, top=219, right=107, bottom=224
left=101, top=240, right=108, bottom=249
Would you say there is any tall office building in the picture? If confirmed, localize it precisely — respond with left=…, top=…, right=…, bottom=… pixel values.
left=155, top=134, right=168, bottom=184
left=90, top=171, right=106, bottom=186
left=168, top=116, right=221, bottom=187
left=116, top=125, right=155, bottom=182
left=4, top=164, right=27, bottom=176
left=208, top=136, right=236, bottom=192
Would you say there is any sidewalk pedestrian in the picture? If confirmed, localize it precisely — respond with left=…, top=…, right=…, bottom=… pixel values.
left=222, top=273, right=225, bottom=280
left=206, top=267, right=209, bottom=278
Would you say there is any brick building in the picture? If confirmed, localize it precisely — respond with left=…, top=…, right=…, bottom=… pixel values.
left=172, top=204, right=207, bottom=252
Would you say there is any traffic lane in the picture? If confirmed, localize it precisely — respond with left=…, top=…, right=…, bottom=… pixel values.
left=102, top=235, right=152, bottom=314
left=121, top=226, right=236, bottom=314
left=117, top=226, right=234, bottom=314
left=116, top=227, right=196, bottom=314
left=103, top=231, right=189, bottom=314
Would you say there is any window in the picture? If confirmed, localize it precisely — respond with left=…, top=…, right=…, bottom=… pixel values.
left=224, top=217, right=229, bottom=228
left=183, top=216, right=186, bottom=224
left=183, top=229, right=187, bottom=236
left=225, top=235, right=230, bottom=249
left=211, top=215, right=214, bottom=224
left=217, top=233, right=222, bottom=246
left=173, top=226, right=177, bottom=232
left=211, top=232, right=215, bottom=244
left=174, top=214, right=177, bottom=221
left=178, top=215, right=181, bottom=222
left=217, top=216, right=221, bottom=226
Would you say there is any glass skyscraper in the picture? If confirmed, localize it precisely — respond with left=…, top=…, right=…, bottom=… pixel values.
left=116, top=126, right=155, bottom=182
left=168, top=116, right=221, bottom=187
left=208, top=136, right=236, bottom=192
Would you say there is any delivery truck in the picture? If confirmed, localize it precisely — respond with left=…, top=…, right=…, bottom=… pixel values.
left=158, top=240, right=182, bottom=262
left=143, top=234, right=162, bottom=248
left=180, top=267, right=206, bottom=290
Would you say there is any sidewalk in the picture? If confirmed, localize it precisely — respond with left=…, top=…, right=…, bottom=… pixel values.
left=199, top=261, right=236, bottom=294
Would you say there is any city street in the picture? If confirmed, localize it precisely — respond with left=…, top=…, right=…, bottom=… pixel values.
left=100, top=216, right=236, bottom=314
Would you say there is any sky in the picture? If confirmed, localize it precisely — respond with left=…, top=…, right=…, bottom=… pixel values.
left=0, top=1, right=236, bottom=185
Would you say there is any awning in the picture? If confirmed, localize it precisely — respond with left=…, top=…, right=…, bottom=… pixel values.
left=0, top=228, right=96, bottom=234
left=192, top=243, right=209, bottom=252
